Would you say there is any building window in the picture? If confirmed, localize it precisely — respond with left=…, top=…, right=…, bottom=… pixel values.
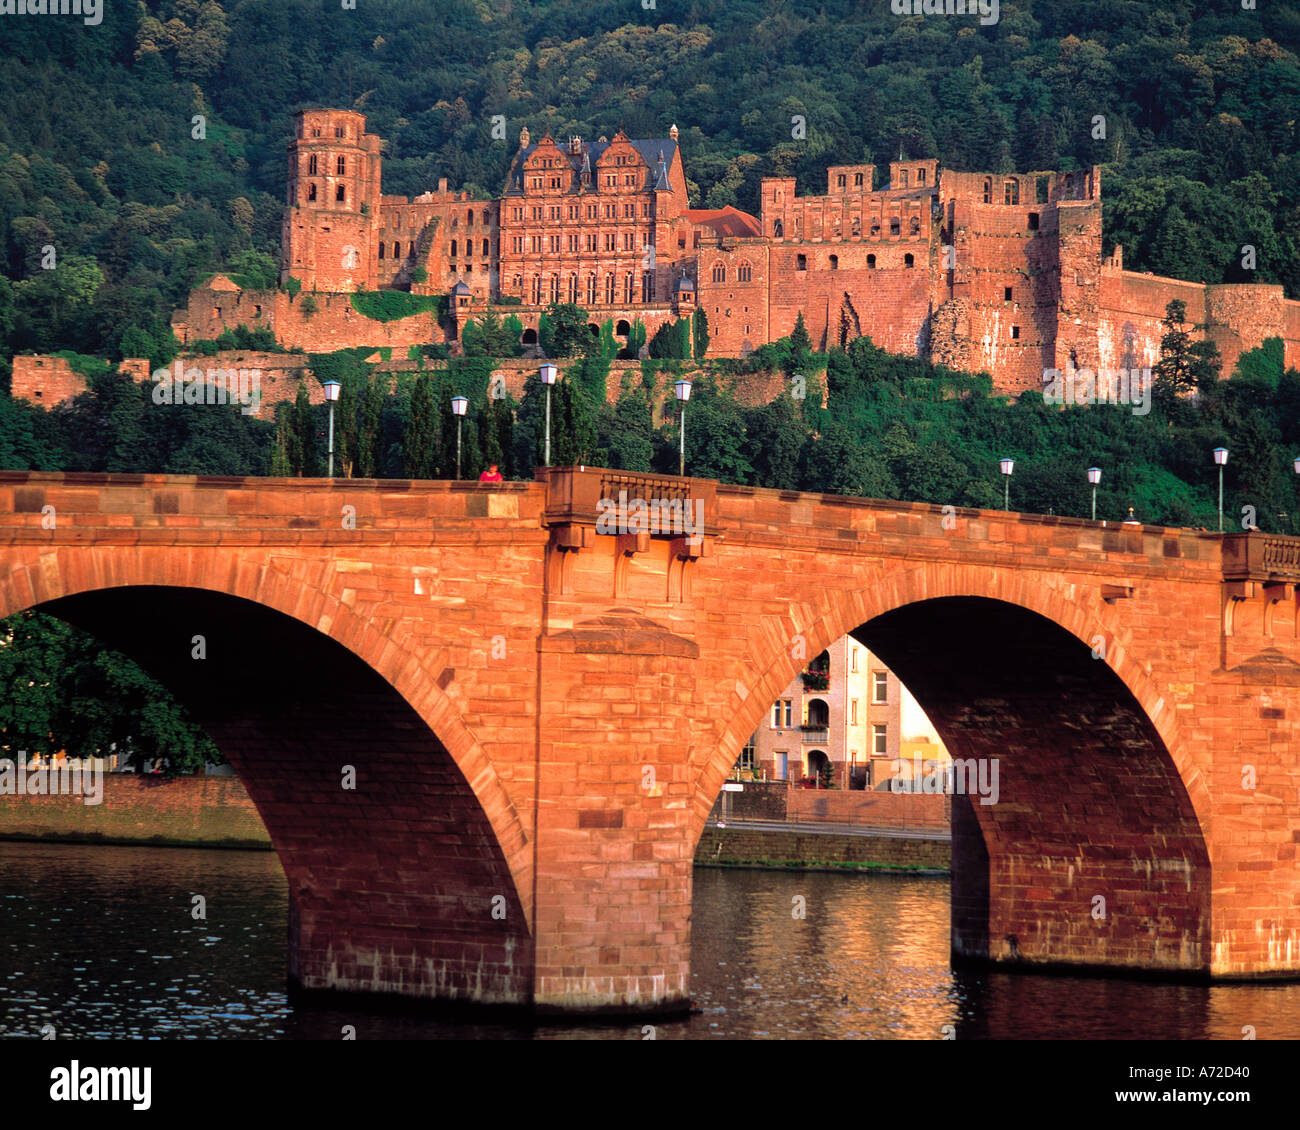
left=904, top=253, right=915, bottom=268
left=587, top=274, right=598, bottom=304
left=917, top=168, right=927, bottom=185
left=910, top=217, right=921, bottom=235
left=511, top=236, right=523, bottom=254
left=378, top=242, right=385, bottom=260
left=1027, top=212, right=1040, bottom=231
left=854, top=172, right=864, bottom=186
left=837, top=173, right=846, bottom=188
left=642, top=271, right=654, bottom=302
left=605, top=273, right=616, bottom=304
left=773, top=219, right=783, bottom=238
left=873, top=724, right=887, bottom=756
left=450, top=240, right=457, bottom=258
left=624, top=273, right=635, bottom=304
left=900, top=169, right=909, bottom=188
left=851, top=699, right=859, bottom=725
left=1004, top=286, right=1013, bottom=301
left=796, top=254, right=807, bottom=271
left=890, top=217, right=900, bottom=236
left=738, top=262, right=751, bottom=282
left=531, top=276, right=541, bottom=305
left=712, top=263, right=726, bottom=283
left=335, top=126, right=344, bottom=138
left=605, top=233, right=616, bottom=251
left=308, top=155, right=318, bottom=175
left=307, top=183, right=317, bottom=201
left=737, top=738, right=757, bottom=774
left=568, top=274, right=579, bottom=303
left=873, top=671, right=888, bottom=703
left=483, top=238, right=490, bottom=256
left=336, top=155, right=346, bottom=175
left=568, top=234, right=578, bottom=253
left=335, top=185, right=345, bottom=202
left=550, top=276, right=560, bottom=304
left=983, top=178, right=992, bottom=204
left=1004, top=180, right=1020, bottom=205
left=829, top=254, right=838, bottom=270
left=772, top=699, right=793, bottom=728
left=1011, top=325, right=1020, bottom=339
left=867, top=254, right=876, bottom=268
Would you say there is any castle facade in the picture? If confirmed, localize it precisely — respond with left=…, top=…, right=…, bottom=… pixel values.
left=172, top=108, right=1300, bottom=392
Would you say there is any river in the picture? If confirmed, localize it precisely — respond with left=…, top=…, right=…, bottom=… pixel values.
left=2, top=842, right=1297, bottom=1040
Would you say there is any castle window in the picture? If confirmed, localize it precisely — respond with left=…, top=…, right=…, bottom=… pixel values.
left=854, top=172, right=864, bottom=186
left=450, top=240, right=457, bottom=258
left=335, top=126, right=344, bottom=138
left=336, top=156, right=346, bottom=175
left=307, top=183, right=317, bottom=201
left=983, top=178, right=992, bottom=204
left=395, top=214, right=402, bottom=229
left=852, top=218, right=861, bottom=236
left=378, top=242, right=385, bottom=260
left=899, top=170, right=909, bottom=188
left=712, top=263, right=726, bottom=283
left=642, top=271, right=654, bottom=302
left=910, top=217, right=921, bottom=235
left=1004, top=180, right=1019, bottom=205
left=904, top=253, right=915, bottom=268
left=867, top=254, right=876, bottom=268
left=605, top=274, right=616, bottom=304
left=1004, top=287, right=1013, bottom=301
left=837, top=173, right=846, bottom=188
left=605, top=233, right=616, bottom=252
left=773, top=219, right=783, bottom=238
left=890, top=218, right=900, bottom=236
left=531, top=276, right=541, bottom=304
left=624, top=274, right=635, bottom=303
left=312, top=126, right=321, bottom=137
left=336, top=185, right=345, bottom=202
left=483, top=210, right=490, bottom=225
left=569, top=274, right=579, bottom=304
left=1011, top=325, right=1020, bottom=339
left=1027, top=212, right=1040, bottom=231
left=550, top=276, right=560, bottom=303
left=513, top=275, right=522, bottom=291
left=308, top=155, right=318, bottom=175
left=588, top=274, right=598, bottom=304
left=467, top=211, right=473, bottom=227
left=796, top=254, right=807, bottom=271
left=917, top=168, right=927, bottom=185
left=829, top=255, right=838, bottom=270
left=482, top=239, right=490, bottom=256
left=586, top=234, right=597, bottom=252
left=738, top=262, right=752, bottom=282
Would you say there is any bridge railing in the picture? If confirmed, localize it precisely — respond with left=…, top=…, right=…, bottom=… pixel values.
left=537, top=465, right=717, bottom=532
left=1222, top=532, right=1300, bottom=582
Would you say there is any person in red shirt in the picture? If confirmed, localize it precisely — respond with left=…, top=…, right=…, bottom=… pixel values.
left=479, top=464, right=504, bottom=482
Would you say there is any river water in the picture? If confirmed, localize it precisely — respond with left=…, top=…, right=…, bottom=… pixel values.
left=1, top=842, right=1297, bottom=1040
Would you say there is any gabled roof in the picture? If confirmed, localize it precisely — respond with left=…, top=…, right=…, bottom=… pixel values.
left=451, top=280, right=472, bottom=295
left=504, top=137, right=680, bottom=195
left=684, top=206, right=762, bottom=238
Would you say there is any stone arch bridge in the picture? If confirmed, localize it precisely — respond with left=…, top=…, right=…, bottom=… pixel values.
left=1, top=467, right=1298, bottom=1015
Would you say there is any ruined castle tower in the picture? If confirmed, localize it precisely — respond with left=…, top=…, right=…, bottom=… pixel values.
left=281, top=108, right=382, bottom=293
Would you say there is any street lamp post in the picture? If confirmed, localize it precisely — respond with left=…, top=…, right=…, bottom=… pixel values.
left=1214, top=447, right=1228, bottom=533
left=1000, top=458, right=1014, bottom=510
left=451, top=396, right=468, bottom=479
left=674, top=379, right=692, bottom=477
left=539, top=363, right=558, bottom=466
left=322, top=380, right=341, bottom=477
left=1087, top=466, right=1102, bottom=521
left=1293, top=456, right=1300, bottom=534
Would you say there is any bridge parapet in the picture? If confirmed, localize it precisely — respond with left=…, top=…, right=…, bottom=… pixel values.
left=1222, top=532, right=1300, bottom=582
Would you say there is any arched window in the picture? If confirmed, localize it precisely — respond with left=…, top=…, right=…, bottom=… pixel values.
left=587, top=274, right=598, bottom=305
left=308, top=155, right=318, bottom=175
left=605, top=273, right=616, bottom=304
left=531, top=275, right=541, bottom=305
left=983, top=178, right=992, bottom=204
left=335, top=184, right=345, bottom=202
left=378, top=242, right=385, bottom=260
left=467, top=210, right=474, bottom=227
left=738, top=261, right=752, bottom=282
left=904, top=253, right=915, bottom=268
left=829, top=254, right=838, bottom=270
left=550, top=276, right=560, bottom=304
left=624, top=273, right=635, bottom=304
left=712, top=263, right=726, bottom=283
left=910, top=217, right=921, bottom=236
left=867, top=254, right=876, bottom=268
left=568, top=274, right=578, bottom=303
left=1004, top=180, right=1019, bottom=205
left=773, top=219, right=784, bottom=238
left=307, top=183, right=317, bottom=202
left=450, top=240, right=457, bottom=258
left=482, top=238, right=489, bottom=256
left=482, top=210, right=489, bottom=226
left=870, top=219, right=880, bottom=236
left=899, top=169, right=909, bottom=188
left=513, top=275, right=522, bottom=292
left=917, top=168, right=927, bottom=185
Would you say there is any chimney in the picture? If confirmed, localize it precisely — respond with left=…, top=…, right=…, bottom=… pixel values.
left=438, top=177, right=448, bottom=194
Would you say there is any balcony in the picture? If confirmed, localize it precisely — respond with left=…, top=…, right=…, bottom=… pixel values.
left=800, top=670, right=830, bottom=692
left=801, top=727, right=830, bottom=744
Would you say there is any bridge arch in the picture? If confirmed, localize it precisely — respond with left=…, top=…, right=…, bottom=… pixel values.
left=0, top=547, right=534, bottom=1007
left=696, top=564, right=1212, bottom=977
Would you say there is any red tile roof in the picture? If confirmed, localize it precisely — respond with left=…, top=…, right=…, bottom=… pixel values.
left=684, top=206, right=762, bottom=238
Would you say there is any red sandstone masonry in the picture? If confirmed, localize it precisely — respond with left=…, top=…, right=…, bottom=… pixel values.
left=1, top=469, right=1298, bottom=1012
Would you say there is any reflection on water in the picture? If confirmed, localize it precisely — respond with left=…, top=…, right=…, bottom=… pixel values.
left=1, top=843, right=1297, bottom=1039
